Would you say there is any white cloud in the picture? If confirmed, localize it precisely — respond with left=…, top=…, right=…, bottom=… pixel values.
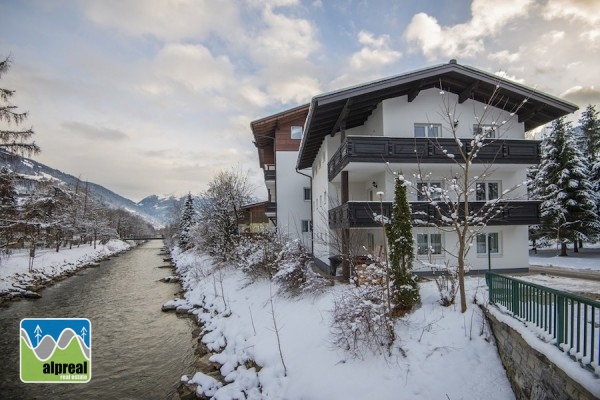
left=79, top=0, right=240, bottom=41
left=493, top=71, right=525, bottom=85
left=251, top=6, right=319, bottom=63
left=329, top=30, right=402, bottom=89
left=542, top=30, right=565, bottom=43
left=488, top=50, right=520, bottom=64
left=267, top=75, right=320, bottom=104
left=543, top=0, right=600, bottom=24
left=404, top=0, right=534, bottom=60
left=153, top=44, right=235, bottom=93
left=349, top=31, right=402, bottom=70
left=579, top=29, right=600, bottom=44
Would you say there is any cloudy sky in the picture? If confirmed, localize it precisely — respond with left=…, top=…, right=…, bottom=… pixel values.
left=1, top=0, right=599, bottom=202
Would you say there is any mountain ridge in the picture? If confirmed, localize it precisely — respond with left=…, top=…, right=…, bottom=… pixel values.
left=0, top=152, right=180, bottom=227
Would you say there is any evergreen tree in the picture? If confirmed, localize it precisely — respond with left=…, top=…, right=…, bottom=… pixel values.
left=0, top=57, right=40, bottom=156
left=579, top=104, right=600, bottom=215
left=526, top=165, right=543, bottom=250
left=385, top=173, right=419, bottom=314
left=178, top=193, right=195, bottom=249
left=0, top=167, right=19, bottom=249
left=579, top=104, right=600, bottom=162
left=538, top=117, right=599, bottom=255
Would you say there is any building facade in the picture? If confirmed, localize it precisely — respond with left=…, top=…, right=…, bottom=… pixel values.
left=251, top=105, right=312, bottom=248
left=253, top=60, right=578, bottom=275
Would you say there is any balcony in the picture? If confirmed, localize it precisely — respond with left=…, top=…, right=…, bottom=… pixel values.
left=328, top=136, right=541, bottom=181
left=264, top=170, right=276, bottom=181
left=328, top=200, right=541, bottom=229
left=264, top=164, right=276, bottom=181
left=265, top=202, right=277, bottom=216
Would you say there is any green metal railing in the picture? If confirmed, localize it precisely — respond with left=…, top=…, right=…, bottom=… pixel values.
left=487, top=272, right=600, bottom=372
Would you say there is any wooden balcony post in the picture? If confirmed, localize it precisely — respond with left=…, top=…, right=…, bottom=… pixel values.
left=341, top=171, right=350, bottom=281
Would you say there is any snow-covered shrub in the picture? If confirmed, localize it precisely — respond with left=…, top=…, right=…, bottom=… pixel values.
left=331, top=284, right=395, bottom=359
left=272, top=242, right=331, bottom=297
left=232, top=230, right=282, bottom=279
left=421, top=260, right=459, bottom=307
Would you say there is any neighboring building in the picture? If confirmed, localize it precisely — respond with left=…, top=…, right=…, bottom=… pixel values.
left=238, top=201, right=270, bottom=233
left=251, top=105, right=312, bottom=248
left=252, top=60, right=578, bottom=275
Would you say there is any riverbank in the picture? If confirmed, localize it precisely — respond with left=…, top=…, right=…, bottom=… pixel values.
left=0, top=239, right=134, bottom=306
left=166, top=248, right=515, bottom=400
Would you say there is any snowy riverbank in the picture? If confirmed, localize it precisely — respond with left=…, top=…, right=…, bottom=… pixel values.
left=168, top=248, right=515, bottom=400
left=0, top=239, right=133, bottom=304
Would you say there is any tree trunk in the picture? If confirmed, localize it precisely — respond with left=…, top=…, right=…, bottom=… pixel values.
left=457, top=239, right=467, bottom=313
left=573, top=239, right=579, bottom=253
left=560, top=242, right=568, bottom=256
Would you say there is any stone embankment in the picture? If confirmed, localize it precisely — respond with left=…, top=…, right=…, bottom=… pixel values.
left=484, top=307, right=597, bottom=400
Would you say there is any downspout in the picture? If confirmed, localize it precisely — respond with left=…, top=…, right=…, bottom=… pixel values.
left=295, top=167, right=313, bottom=254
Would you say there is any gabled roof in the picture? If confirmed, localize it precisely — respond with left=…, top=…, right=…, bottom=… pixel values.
left=250, top=104, right=310, bottom=167
left=297, top=60, right=579, bottom=169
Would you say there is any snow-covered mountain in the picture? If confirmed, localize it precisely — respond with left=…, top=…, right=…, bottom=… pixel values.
left=0, top=151, right=177, bottom=227
left=136, top=194, right=184, bottom=224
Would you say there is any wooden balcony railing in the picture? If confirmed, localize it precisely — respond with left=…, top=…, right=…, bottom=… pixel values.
left=264, top=169, right=276, bottom=181
left=328, top=200, right=541, bottom=229
left=328, top=136, right=540, bottom=180
left=264, top=202, right=277, bottom=216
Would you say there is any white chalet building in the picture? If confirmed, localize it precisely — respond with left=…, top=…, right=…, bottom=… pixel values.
left=254, top=60, right=578, bottom=276
left=251, top=105, right=312, bottom=248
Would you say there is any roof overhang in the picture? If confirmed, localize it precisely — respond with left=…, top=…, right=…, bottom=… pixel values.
left=250, top=104, right=309, bottom=168
left=297, top=60, right=579, bottom=170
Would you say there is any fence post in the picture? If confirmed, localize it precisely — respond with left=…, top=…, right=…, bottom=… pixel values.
left=556, top=294, right=565, bottom=346
left=512, top=279, right=520, bottom=317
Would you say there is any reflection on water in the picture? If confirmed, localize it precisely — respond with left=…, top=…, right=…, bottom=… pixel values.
left=0, top=241, right=195, bottom=399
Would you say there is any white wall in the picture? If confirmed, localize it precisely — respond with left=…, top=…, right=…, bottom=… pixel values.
left=411, top=225, right=529, bottom=272
left=381, top=88, right=525, bottom=139
left=311, top=141, right=331, bottom=264
left=276, top=151, right=312, bottom=248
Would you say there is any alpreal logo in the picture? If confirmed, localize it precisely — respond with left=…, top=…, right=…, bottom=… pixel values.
left=20, top=318, right=91, bottom=383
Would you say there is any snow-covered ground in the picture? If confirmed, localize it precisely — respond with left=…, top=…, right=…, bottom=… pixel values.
left=172, top=249, right=513, bottom=399
left=514, top=274, right=600, bottom=296
left=0, top=241, right=598, bottom=398
left=0, top=239, right=131, bottom=298
left=530, top=243, right=600, bottom=271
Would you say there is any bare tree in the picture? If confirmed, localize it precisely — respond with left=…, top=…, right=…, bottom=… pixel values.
left=410, top=83, right=528, bottom=313
left=196, top=166, right=255, bottom=259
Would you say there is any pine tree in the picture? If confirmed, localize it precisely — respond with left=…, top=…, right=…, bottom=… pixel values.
left=0, top=167, right=19, bottom=249
left=579, top=104, right=600, bottom=216
left=0, top=57, right=40, bottom=156
left=385, top=173, right=419, bottom=314
left=178, top=193, right=195, bottom=249
left=538, top=117, right=599, bottom=255
left=579, top=105, right=600, bottom=162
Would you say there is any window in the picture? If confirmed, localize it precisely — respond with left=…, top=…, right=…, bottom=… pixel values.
left=291, top=125, right=303, bottom=139
left=301, top=220, right=312, bottom=233
left=475, top=182, right=499, bottom=201
left=476, top=233, right=500, bottom=254
left=367, top=233, right=374, bottom=253
left=473, top=124, right=497, bottom=138
left=417, top=182, right=442, bottom=201
left=417, top=233, right=442, bottom=255
left=303, top=187, right=311, bottom=201
left=414, top=123, right=441, bottom=138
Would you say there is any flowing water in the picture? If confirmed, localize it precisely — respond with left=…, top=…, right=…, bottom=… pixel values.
left=0, top=241, right=195, bottom=399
